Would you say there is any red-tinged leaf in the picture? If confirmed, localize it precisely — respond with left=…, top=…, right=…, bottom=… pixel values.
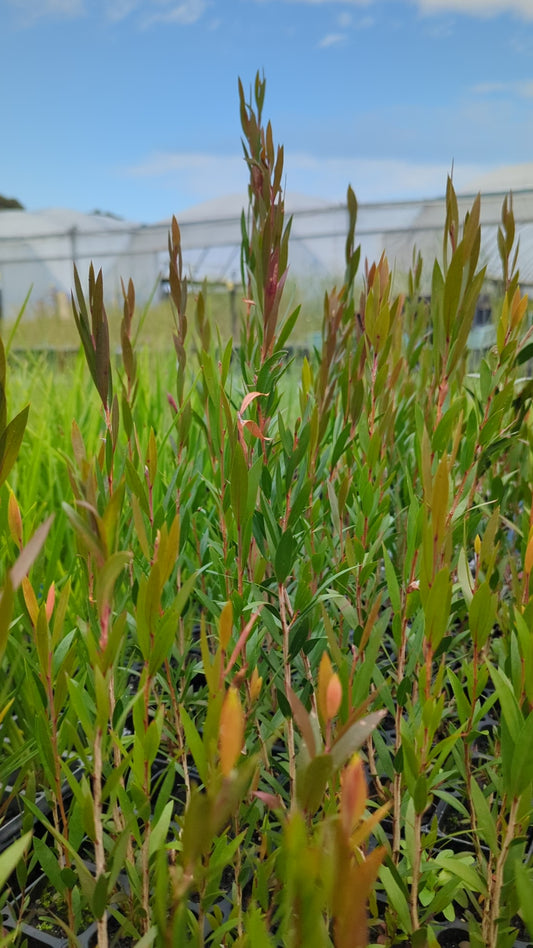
left=218, top=687, right=245, bottom=776
left=252, top=790, right=284, bottom=810
left=71, top=418, right=86, bottom=470
left=340, top=754, right=367, bottom=836
left=7, top=489, right=23, bottom=549
left=62, top=502, right=104, bottom=562
left=286, top=683, right=317, bottom=759
left=241, top=419, right=271, bottom=441
left=96, top=551, right=132, bottom=623
left=334, top=846, right=387, bottom=948
left=240, top=391, right=267, bottom=414
left=351, top=801, right=392, bottom=849
left=10, top=515, right=54, bottom=591
left=21, top=576, right=39, bottom=626
left=317, top=651, right=334, bottom=726
left=223, top=608, right=263, bottom=677
left=326, top=673, right=343, bottom=721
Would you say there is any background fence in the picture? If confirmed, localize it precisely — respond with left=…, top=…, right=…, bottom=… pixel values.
left=1, top=188, right=533, bottom=323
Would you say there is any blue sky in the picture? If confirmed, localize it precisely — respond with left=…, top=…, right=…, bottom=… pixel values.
left=2, top=0, right=533, bottom=223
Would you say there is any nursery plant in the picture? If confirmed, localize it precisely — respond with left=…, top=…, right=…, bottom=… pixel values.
left=1, top=71, right=533, bottom=948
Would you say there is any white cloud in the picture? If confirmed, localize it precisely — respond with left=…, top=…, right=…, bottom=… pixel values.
left=318, top=32, right=346, bottom=46
left=337, top=10, right=352, bottom=26
left=287, top=152, right=488, bottom=201
left=272, top=0, right=533, bottom=17
left=104, top=0, right=207, bottom=23
left=278, top=0, right=372, bottom=5
left=140, top=0, right=207, bottom=26
left=125, top=152, right=249, bottom=202
left=6, top=0, right=84, bottom=20
left=356, top=14, right=375, bottom=27
left=124, top=148, right=490, bottom=205
left=473, top=79, right=533, bottom=98
left=7, top=0, right=207, bottom=22
left=414, top=0, right=533, bottom=17
left=105, top=0, right=140, bottom=20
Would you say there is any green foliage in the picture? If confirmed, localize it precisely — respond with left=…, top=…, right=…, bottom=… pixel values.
left=1, top=72, right=533, bottom=948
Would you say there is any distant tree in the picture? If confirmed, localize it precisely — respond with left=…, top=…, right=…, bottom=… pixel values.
left=0, top=194, right=24, bottom=210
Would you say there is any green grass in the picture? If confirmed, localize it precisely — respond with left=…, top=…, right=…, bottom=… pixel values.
left=4, top=276, right=326, bottom=354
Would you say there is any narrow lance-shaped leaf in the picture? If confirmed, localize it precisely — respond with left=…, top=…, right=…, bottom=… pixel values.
left=0, top=404, right=29, bottom=490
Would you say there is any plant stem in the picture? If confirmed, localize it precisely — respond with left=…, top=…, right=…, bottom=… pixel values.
left=410, top=810, right=422, bottom=931
left=482, top=796, right=519, bottom=948
left=279, top=582, right=295, bottom=804
left=93, top=726, right=108, bottom=948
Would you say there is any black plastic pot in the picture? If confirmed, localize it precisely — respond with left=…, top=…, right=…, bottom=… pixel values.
left=2, top=880, right=97, bottom=948
left=0, top=761, right=84, bottom=862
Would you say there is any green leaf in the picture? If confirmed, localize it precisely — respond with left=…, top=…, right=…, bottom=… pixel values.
left=383, top=547, right=401, bottom=614
left=230, top=441, right=249, bottom=525
left=0, top=404, right=29, bottom=489
left=423, top=567, right=451, bottom=651
left=33, top=836, right=66, bottom=895
left=435, top=854, right=486, bottom=896
left=92, top=872, right=109, bottom=919
left=469, top=581, right=497, bottom=649
left=275, top=528, right=296, bottom=584
left=470, top=778, right=498, bottom=855
left=0, top=572, right=14, bottom=664
left=510, top=710, right=533, bottom=797
left=457, top=547, right=474, bottom=607
left=515, top=862, right=533, bottom=939
left=277, top=305, right=301, bottom=350
left=420, top=877, right=462, bottom=924
left=180, top=706, right=208, bottom=785
left=96, top=551, right=131, bottom=622
left=330, top=709, right=387, bottom=770
left=413, top=773, right=428, bottom=814
left=144, top=709, right=164, bottom=765
left=149, top=800, right=173, bottom=859
left=488, top=664, right=522, bottom=742
left=181, top=788, right=213, bottom=865
left=148, top=609, right=178, bottom=677
left=379, top=865, right=412, bottom=934
left=125, top=458, right=150, bottom=515
left=243, top=905, right=274, bottom=948
left=0, top=831, right=32, bottom=890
